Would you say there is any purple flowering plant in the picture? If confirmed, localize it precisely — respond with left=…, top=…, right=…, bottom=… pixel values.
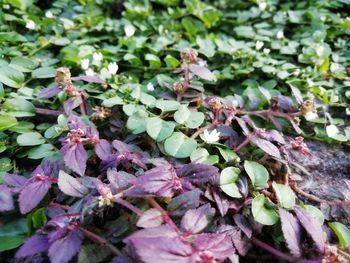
left=1, top=1, right=350, bottom=263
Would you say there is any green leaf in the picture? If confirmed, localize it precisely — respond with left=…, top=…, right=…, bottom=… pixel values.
left=244, top=161, right=269, bottom=189
left=146, top=117, right=175, bottom=142
left=217, top=147, right=240, bottom=163
left=78, top=244, right=111, bottom=263
left=9, top=57, right=38, bottom=73
left=2, top=98, right=35, bottom=117
left=0, top=32, right=26, bottom=43
left=29, top=208, right=47, bottom=229
left=0, top=66, right=25, bottom=88
left=190, top=148, right=218, bottom=165
left=145, top=54, right=161, bottom=68
left=127, top=110, right=148, bottom=134
left=272, top=182, right=296, bottom=209
left=17, top=132, right=45, bottom=146
left=219, top=167, right=241, bottom=198
left=0, top=157, right=12, bottom=172
left=0, top=115, right=17, bottom=131
left=329, top=222, right=350, bottom=248
left=155, top=100, right=180, bottom=112
left=164, top=132, right=197, bottom=158
left=27, top=144, right=55, bottom=159
left=8, top=121, right=35, bottom=133
left=102, top=95, right=124, bottom=107
left=31, top=67, right=56, bottom=79
left=164, top=55, right=180, bottom=68
left=173, top=105, right=204, bottom=129
left=0, top=235, right=26, bottom=252
left=0, top=218, right=26, bottom=237
left=252, top=194, right=279, bottom=225
left=302, top=205, right=324, bottom=224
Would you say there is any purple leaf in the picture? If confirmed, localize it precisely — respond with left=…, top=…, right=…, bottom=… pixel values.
left=290, top=85, right=303, bottom=105
left=276, top=95, right=294, bottom=111
left=4, top=173, right=27, bottom=193
left=135, top=165, right=181, bottom=198
left=235, top=117, right=251, bottom=135
left=126, top=225, right=178, bottom=240
left=167, top=189, right=201, bottom=216
left=233, top=214, right=252, bottom=238
left=294, top=206, right=326, bottom=253
left=193, top=233, right=235, bottom=260
left=251, top=137, right=281, bottom=159
left=218, top=225, right=251, bottom=256
left=19, top=179, right=52, bottom=214
left=48, top=230, right=84, bottom=263
left=71, top=75, right=105, bottom=84
left=136, top=208, right=164, bottom=228
left=37, top=86, right=61, bottom=99
left=181, top=203, right=215, bottom=234
left=177, top=163, right=219, bottom=185
left=107, top=169, right=135, bottom=191
left=95, top=139, right=112, bottom=160
left=58, top=170, right=88, bottom=197
left=63, top=97, right=83, bottom=115
left=264, top=130, right=285, bottom=144
left=0, top=185, right=14, bottom=212
left=67, top=114, right=88, bottom=131
left=279, top=208, right=302, bottom=257
left=127, top=236, right=192, bottom=263
left=16, top=235, right=50, bottom=258
left=188, top=64, right=216, bottom=81
left=61, top=143, right=87, bottom=176
left=112, top=139, right=138, bottom=153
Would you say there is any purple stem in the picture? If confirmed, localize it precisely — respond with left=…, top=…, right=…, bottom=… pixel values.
left=114, top=198, right=143, bottom=216
left=252, top=237, right=296, bottom=262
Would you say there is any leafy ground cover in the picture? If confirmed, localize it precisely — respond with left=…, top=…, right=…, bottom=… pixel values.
left=0, top=0, right=350, bottom=262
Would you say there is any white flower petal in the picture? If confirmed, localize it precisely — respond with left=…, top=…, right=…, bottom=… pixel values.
left=326, top=125, right=339, bottom=137
left=80, top=59, right=90, bottom=70
left=25, top=20, right=36, bottom=30
left=107, top=62, right=119, bottom=75
left=255, top=41, right=264, bottom=50
left=124, top=24, right=136, bottom=38
left=147, top=83, right=154, bottom=91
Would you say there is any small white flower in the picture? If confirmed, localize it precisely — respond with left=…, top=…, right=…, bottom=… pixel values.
left=330, top=63, right=343, bottom=73
left=60, top=18, right=74, bottom=30
left=276, top=30, right=284, bottom=39
left=255, top=41, right=264, bottom=50
left=45, top=11, right=54, bottom=18
left=263, top=48, right=270, bottom=55
left=293, top=68, right=301, bottom=76
left=258, top=1, right=267, bottom=11
left=85, top=68, right=95, bottom=76
left=326, top=125, right=339, bottom=137
left=304, top=112, right=318, bottom=121
left=93, top=52, right=103, bottom=63
left=80, top=59, right=90, bottom=70
left=124, top=24, right=136, bottom=38
left=25, top=20, right=36, bottom=30
left=147, top=83, right=154, bottom=91
left=201, top=129, right=220, bottom=144
left=107, top=62, right=119, bottom=75
left=346, top=108, right=350, bottom=115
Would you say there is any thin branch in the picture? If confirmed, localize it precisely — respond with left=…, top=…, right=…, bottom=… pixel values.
left=251, top=237, right=296, bottom=262
left=79, top=227, right=122, bottom=256
left=146, top=197, right=178, bottom=230
left=114, top=198, right=143, bottom=217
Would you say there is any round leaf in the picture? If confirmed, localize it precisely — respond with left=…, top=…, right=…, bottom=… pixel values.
left=0, top=115, right=17, bottom=131
left=0, top=66, right=24, bottom=88
left=146, top=117, right=175, bottom=142
left=220, top=167, right=242, bottom=198
left=164, top=132, right=197, bottom=158
left=329, top=222, right=350, bottom=248
left=252, top=194, right=278, bottom=225
left=17, top=132, right=45, bottom=146
left=244, top=161, right=269, bottom=189
left=272, top=182, right=296, bottom=209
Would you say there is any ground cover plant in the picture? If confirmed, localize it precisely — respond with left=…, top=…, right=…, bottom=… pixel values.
left=0, top=0, right=350, bottom=262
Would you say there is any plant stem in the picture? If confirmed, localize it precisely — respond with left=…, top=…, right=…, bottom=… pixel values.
left=79, top=227, right=122, bottom=256
left=251, top=237, right=296, bottom=262
left=35, top=107, right=62, bottom=117
left=234, top=134, right=253, bottom=152
left=146, top=197, right=178, bottom=230
left=114, top=198, right=143, bottom=217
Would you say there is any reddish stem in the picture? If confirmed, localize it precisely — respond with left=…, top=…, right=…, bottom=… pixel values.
left=234, top=134, right=253, bottom=152
left=252, top=237, right=296, bottom=262
left=79, top=227, right=122, bottom=256
left=146, top=197, right=178, bottom=230
left=114, top=198, right=143, bottom=217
